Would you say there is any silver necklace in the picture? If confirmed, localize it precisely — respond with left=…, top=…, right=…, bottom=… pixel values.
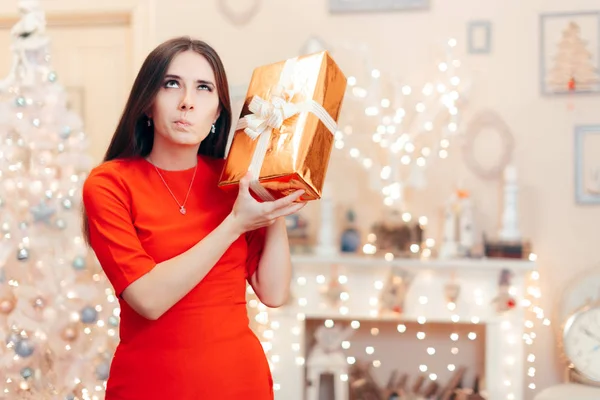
left=148, top=158, right=198, bottom=215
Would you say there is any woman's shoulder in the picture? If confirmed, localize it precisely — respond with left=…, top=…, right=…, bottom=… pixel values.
left=84, top=157, right=144, bottom=192
left=199, top=154, right=226, bottom=172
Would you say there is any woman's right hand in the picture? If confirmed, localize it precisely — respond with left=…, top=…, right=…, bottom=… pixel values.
left=229, top=171, right=306, bottom=234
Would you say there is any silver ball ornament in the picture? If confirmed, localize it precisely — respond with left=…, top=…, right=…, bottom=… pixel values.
left=15, top=339, right=34, bottom=357
left=80, top=306, right=98, bottom=324
left=6, top=332, right=20, bottom=345
left=55, top=218, right=67, bottom=230
left=20, top=367, right=33, bottom=379
left=95, top=362, right=110, bottom=380
left=62, top=198, right=72, bottom=210
left=72, top=256, right=86, bottom=270
left=59, top=126, right=71, bottom=139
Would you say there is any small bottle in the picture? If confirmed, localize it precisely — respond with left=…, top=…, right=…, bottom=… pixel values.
left=340, top=209, right=360, bottom=253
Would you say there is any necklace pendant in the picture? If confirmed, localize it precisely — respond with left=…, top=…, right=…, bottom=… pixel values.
left=180, top=206, right=186, bottom=215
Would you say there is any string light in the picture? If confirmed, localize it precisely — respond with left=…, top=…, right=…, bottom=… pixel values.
left=334, top=38, right=470, bottom=211
left=521, top=253, right=547, bottom=394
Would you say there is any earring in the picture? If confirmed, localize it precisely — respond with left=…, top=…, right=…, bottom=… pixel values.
left=147, top=119, right=152, bottom=127
left=211, top=124, right=216, bottom=134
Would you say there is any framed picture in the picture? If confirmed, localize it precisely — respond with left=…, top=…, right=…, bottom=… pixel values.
left=575, top=125, right=600, bottom=204
left=328, top=0, right=429, bottom=13
left=540, top=11, right=600, bottom=95
left=467, top=20, right=492, bottom=54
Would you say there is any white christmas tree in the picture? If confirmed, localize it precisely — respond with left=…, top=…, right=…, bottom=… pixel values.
left=547, top=21, right=600, bottom=92
left=0, top=1, right=118, bottom=399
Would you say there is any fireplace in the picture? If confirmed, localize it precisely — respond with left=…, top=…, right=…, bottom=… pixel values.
left=247, top=254, right=540, bottom=400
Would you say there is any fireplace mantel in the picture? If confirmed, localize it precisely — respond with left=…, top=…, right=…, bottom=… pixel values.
left=249, top=254, right=540, bottom=400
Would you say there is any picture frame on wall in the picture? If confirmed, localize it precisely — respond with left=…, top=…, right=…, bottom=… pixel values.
left=328, top=0, right=429, bottom=13
left=539, top=11, right=600, bottom=95
left=575, top=125, right=600, bottom=204
left=467, top=20, right=492, bottom=54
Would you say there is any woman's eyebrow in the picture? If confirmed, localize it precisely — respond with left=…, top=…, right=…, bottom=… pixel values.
left=164, top=74, right=215, bottom=86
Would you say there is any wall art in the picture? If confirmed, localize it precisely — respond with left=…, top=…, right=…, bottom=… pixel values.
left=540, top=11, right=600, bottom=95
left=575, top=125, right=600, bottom=204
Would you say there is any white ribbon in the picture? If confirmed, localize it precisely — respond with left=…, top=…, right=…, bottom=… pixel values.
left=236, top=58, right=338, bottom=201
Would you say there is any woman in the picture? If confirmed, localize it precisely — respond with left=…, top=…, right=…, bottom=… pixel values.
left=82, top=36, right=305, bottom=399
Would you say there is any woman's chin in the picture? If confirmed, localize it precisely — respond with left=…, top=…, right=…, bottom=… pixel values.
left=168, top=133, right=206, bottom=147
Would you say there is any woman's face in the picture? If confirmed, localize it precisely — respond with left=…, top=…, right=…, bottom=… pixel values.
left=148, top=50, right=220, bottom=148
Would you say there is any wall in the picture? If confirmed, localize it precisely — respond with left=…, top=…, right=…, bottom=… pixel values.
left=150, top=0, right=600, bottom=394
left=2, top=0, right=600, bottom=395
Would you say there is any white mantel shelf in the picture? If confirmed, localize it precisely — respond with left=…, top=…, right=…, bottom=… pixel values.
left=291, top=253, right=537, bottom=272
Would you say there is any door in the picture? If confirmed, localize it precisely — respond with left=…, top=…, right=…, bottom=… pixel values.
left=0, top=17, right=133, bottom=164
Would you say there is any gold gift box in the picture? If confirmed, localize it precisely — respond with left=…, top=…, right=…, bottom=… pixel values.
left=218, top=51, right=347, bottom=201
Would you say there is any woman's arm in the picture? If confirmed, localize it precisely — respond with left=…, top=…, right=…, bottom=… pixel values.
left=122, top=214, right=242, bottom=320
left=86, top=170, right=304, bottom=321
left=247, top=217, right=292, bottom=307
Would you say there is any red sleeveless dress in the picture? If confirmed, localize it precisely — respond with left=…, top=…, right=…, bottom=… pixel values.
left=82, top=155, right=272, bottom=399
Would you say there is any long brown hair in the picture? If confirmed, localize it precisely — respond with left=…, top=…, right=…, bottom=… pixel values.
left=82, top=36, right=232, bottom=244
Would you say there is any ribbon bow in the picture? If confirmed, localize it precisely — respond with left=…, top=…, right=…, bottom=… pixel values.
left=236, top=84, right=337, bottom=140
left=237, top=85, right=301, bottom=140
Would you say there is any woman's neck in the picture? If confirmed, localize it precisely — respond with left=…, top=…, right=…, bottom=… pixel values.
left=146, top=142, right=199, bottom=171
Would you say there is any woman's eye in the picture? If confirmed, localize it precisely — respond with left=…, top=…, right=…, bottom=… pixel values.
left=164, top=80, right=179, bottom=88
left=199, top=84, right=212, bottom=91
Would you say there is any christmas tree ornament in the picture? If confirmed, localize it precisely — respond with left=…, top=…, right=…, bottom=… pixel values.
left=15, top=339, right=35, bottom=358
left=0, top=296, right=16, bottom=315
left=80, top=306, right=98, bottom=324
left=20, top=367, right=33, bottom=379
left=60, top=325, right=79, bottom=342
left=95, top=362, right=110, bottom=380
left=17, top=247, right=30, bottom=261
left=29, top=201, right=55, bottom=224
left=71, top=256, right=86, bottom=270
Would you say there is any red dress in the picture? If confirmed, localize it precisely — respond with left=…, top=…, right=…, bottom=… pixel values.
left=82, top=155, right=273, bottom=399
